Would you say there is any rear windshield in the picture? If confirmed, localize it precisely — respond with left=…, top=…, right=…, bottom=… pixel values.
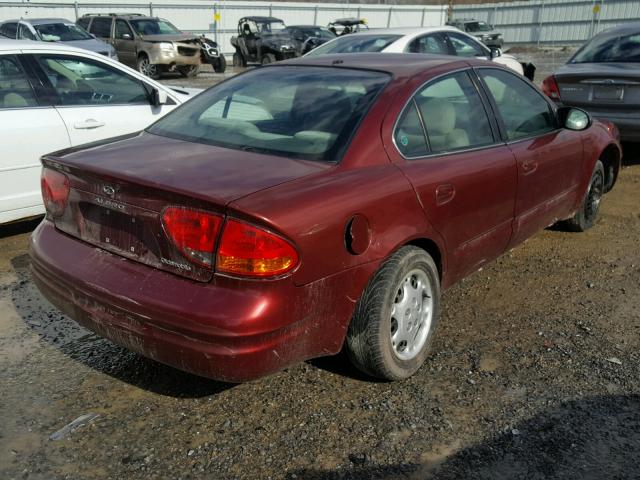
left=35, top=23, right=93, bottom=41
left=305, top=34, right=402, bottom=56
left=571, top=32, right=640, bottom=63
left=148, top=66, right=390, bottom=162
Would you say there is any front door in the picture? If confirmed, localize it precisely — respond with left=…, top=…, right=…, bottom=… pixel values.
left=113, top=20, right=137, bottom=67
left=477, top=67, right=583, bottom=246
left=389, top=70, right=518, bottom=284
left=31, top=54, right=171, bottom=146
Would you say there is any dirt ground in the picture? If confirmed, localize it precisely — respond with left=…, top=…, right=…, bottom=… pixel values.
left=2, top=48, right=639, bottom=480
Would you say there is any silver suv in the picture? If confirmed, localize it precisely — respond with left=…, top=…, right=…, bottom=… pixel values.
left=78, top=13, right=201, bottom=78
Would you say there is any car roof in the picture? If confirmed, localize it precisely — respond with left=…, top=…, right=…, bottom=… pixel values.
left=241, top=16, right=283, bottom=23
left=288, top=25, right=328, bottom=29
left=279, top=52, right=492, bottom=76
left=2, top=18, right=75, bottom=25
left=596, top=22, right=640, bottom=37
left=353, top=26, right=459, bottom=36
left=0, top=38, right=90, bottom=52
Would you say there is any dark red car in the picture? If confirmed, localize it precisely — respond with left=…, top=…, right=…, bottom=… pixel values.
left=30, top=54, right=621, bottom=382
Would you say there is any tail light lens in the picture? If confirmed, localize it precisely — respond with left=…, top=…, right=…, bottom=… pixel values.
left=162, top=207, right=223, bottom=268
left=542, top=75, right=561, bottom=101
left=217, top=219, right=299, bottom=277
left=41, top=167, right=69, bottom=217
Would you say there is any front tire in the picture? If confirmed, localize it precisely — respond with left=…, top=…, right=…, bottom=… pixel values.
left=213, top=55, right=227, bottom=73
left=232, top=51, right=246, bottom=68
left=178, top=65, right=200, bottom=78
left=137, top=54, right=159, bottom=79
left=346, top=246, right=441, bottom=381
left=562, top=160, right=605, bottom=232
left=261, top=53, right=276, bottom=65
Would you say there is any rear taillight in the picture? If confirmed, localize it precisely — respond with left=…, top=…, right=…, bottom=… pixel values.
left=41, top=167, right=69, bottom=217
left=217, top=219, right=299, bottom=277
left=161, top=207, right=223, bottom=268
left=542, top=75, right=561, bottom=101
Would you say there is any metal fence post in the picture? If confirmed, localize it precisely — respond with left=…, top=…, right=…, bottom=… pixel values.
left=313, top=5, right=318, bottom=25
left=357, top=6, right=360, bottom=20
left=74, top=1, right=79, bottom=20
left=387, top=6, right=392, bottom=28
left=420, top=8, right=426, bottom=27
left=149, top=2, right=153, bottom=17
left=269, top=4, right=272, bottom=17
left=213, top=4, right=217, bottom=43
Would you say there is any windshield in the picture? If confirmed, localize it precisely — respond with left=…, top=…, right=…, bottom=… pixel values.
left=148, top=66, right=389, bottom=162
left=465, top=21, right=492, bottom=32
left=298, top=27, right=336, bottom=40
left=34, top=23, right=93, bottom=41
left=257, top=21, right=285, bottom=33
left=305, top=34, right=402, bottom=56
left=571, top=32, right=640, bottom=63
left=130, top=19, right=181, bottom=36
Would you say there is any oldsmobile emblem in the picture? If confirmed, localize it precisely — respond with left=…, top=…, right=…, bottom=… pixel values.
left=102, top=185, right=115, bottom=196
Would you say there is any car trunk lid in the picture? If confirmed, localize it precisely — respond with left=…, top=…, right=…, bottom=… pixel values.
left=43, top=132, right=330, bottom=281
left=555, top=62, right=640, bottom=109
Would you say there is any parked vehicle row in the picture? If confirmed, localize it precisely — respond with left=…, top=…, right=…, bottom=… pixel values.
left=29, top=53, right=620, bottom=383
left=0, top=39, right=200, bottom=224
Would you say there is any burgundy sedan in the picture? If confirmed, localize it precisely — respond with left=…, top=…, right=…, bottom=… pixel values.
left=30, top=54, right=621, bottom=382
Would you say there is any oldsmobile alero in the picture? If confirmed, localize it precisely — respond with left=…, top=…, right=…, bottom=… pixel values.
left=30, top=54, right=621, bottom=382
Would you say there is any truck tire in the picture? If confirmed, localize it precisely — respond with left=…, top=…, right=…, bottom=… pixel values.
left=562, top=160, right=605, bottom=232
left=213, top=55, right=227, bottom=73
left=233, top=52, right=246, bottom=68
left=261, top=53, right=276, bottom=65
left=178, top=65, right=200, bottom=78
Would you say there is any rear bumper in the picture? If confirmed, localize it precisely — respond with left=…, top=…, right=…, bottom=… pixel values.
left=30, top=220, right=373, bottom=382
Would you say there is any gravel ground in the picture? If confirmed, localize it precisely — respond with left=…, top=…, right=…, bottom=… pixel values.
left=2, top=47, right=639, bottom=480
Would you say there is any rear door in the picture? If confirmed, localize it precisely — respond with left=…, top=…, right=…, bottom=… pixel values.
left=87, top=16, right=113, bottom=42
left=0, top=53, right=70, bottom=223
left=30, top=53, right=175, bottom=145
left=389, top=69, right=517, bottom=283
left=477, top=67, right=584, bottom=247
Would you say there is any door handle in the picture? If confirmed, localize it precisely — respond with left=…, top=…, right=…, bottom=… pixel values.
left=73, top=119, right=106, bottom=130
left=521, top=160, right=538, bottom=174
left=436, top=184, right=456, bottom=206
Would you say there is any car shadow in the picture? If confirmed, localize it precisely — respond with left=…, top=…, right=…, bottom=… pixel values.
left=288, top=394, right=640, bottom=479
left=621, top=142, right=640, bottom=166
left=307, top=350, right=385, bottom=383
left=9, top=253, right=234, bottom=399
left=0, top=216, right=43, bottom=239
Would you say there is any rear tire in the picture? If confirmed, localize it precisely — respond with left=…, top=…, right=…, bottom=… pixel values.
left=232, top=51, right=246, bottom=68
left=261, top=53, right=276, bottom=65
left=346, top=246, right=441, bottom=381
left=562, top=160, right=605, bottom=232
left=137, top=54, right=159, bottom=79
left=178, top=65, right=199, bottom=78
left=213, top=55, right=227, bottom=73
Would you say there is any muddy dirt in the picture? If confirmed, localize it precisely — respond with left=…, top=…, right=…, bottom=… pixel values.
left=2, top=50, right=639, bottom=480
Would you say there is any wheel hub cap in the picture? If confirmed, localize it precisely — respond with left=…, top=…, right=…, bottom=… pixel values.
left=390, top=269, right=432, bottom=361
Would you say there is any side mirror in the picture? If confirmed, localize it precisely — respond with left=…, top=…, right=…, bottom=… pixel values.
left=490, top=47, right=501, bottom=59
left=150, top=87, right=168, bottom=107
left=122, top=33, right=132, bottom=40
left=559, top=107, right=591, bottom=131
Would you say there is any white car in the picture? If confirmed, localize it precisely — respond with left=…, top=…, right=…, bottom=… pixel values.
left=305, top=26, right=525, bottom=76
left=0, top=39, right=201, bottom=224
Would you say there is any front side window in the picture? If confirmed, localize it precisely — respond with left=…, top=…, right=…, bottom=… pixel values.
left=0, top=56, right=38, bottom=109
left=480, top=68, right=555, bottom=141
left=447, top=32, right=486, bottom=57
left=34, top=22, right=93, bottom=41
left=115, top=20, right=133, bottom=39
left=130, top=19, right=181, bottom=36
left=408, top=34, right=449, bottom=54
left=89, top=17, right=112, bottom=38
left=149, top=66, right=389, bottom=162
left=400, top=71, right=493, bottom=155
left=36, top=55, right=148, bottom=106
left=305, top=35, right=402, bottom=56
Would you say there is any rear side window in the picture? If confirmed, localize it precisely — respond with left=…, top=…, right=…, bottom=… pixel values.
left=0, top=22, right=18, bottom=39
left=479, top=68, right=555, bottom=141
left=89, top=17, right=112, bottom=38
left=395, top=102, right=428, bottom=157
left=149, top=66, right=390, bottom=162
left=305, top=35, right=402, bottom=56
left=76, top=17, right=91, bottom=30
left=408, top=34, right=449, bottom=55
left=0, top=56, right=38, bottom=109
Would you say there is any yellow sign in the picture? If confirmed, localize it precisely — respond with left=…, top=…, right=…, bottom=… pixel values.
left=214, top=12, right=221, bottom=22
left=592, top=4, right=601, bottom=14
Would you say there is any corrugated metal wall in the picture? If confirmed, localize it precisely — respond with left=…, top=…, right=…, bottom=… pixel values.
left=453, top=0, right=640, bottom=44
left=0, top=0, right=447, bottom=55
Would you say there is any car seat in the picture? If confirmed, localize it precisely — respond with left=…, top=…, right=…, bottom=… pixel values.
left=421, top=98, right=470, bottom=151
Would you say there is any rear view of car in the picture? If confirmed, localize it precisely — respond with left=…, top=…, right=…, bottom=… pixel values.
left=542, top=23, right=640, bottom=142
